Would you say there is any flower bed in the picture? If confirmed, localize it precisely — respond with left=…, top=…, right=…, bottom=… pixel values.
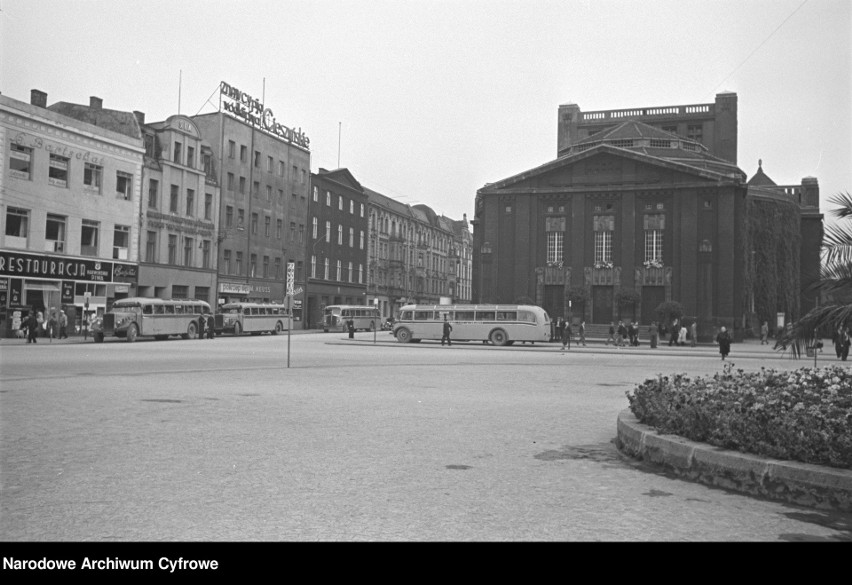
left=626, top=363, right=852, bottom=469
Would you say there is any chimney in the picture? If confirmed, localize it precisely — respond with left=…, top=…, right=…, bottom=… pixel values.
left=133, top=111, right=145, bottom=126
left=30, top=90, right=47, bottom=108
left=90, top=96, right=103, bottom=110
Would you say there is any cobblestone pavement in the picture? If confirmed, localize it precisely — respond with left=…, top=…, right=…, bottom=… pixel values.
left=1, top=332, right=849, bottom=541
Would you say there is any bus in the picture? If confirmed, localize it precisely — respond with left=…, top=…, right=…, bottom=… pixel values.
left=323, top=305, right=380, bottom=332
left=392, top=304, right=551, bottom=346
left=92, top=297, right=212, bottom=343
left=218, top=302, right=290, bottom=336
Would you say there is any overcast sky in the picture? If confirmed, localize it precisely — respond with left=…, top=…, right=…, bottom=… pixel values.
left=2, top=0, right=849, bottom=222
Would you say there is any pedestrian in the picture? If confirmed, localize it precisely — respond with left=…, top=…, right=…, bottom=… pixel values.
left=578, top=321, right=586, bottom=346
left=47, top=308, right=58, bottom=339
left=834, top=325, right=844, bottom=359
left=36, top=310, right=45, bottom=339
left=716, top=326, right=732, bottom=360
left=617, top=320, right=627, bottom=348
left=690, top=321, right=697, bottom=347
left=678, top=324, right=688, bottom=346
left=632, top=321, right=640, bottom=347
left=760, top=321, right=769, bottom=345
left=347, top=318, right=355, bottom=339
left=197, top=312, right=206, bottom=339
left=606, top=322, right=616, bottom=346
left=563, top=320, right=572, bottom=350
left=556, top=317, right=566, bottom=347
left=59, top=310, right=68, bottom=339
left=24, top=311, right=39, bottom=344
left=441, top=317, right=453, bottom=346
left=207, top=314, right=215, bottom=339
left=649, top=321, right=658, bottom=349
left=669, top=318, right=679, bottom=346
left=842, top=326, right=851, bottom=362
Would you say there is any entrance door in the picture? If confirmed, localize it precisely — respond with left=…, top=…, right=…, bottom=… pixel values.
left=641, top=286, right=666, bottom=324
left=592, top=286, right=613, bottom=324
left=543, top=285, right=564, bottom=321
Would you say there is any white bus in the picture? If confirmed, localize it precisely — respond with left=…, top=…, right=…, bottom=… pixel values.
left=219, top=302, right=290, bottom=336
left=92, top=297, right=212, bottom=342
left=392, top=304, right=551, bottom=346
left=323, top=305, right=380, bottom=332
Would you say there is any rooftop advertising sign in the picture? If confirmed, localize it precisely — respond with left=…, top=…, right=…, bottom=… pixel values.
left=220, top=81, right=310, bottom=150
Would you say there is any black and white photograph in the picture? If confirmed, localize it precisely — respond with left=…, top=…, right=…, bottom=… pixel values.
left=1, top=0, right=850, bottom=559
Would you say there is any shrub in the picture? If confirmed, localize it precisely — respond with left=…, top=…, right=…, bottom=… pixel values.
left=626, top=363, right=852, bottom=469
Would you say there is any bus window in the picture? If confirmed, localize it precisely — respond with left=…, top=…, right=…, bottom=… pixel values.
left=154, top=305, right=165, bottom=314
left=476, top=311, right=496, bottom=321
left=517, top=310, right=535, bottom=322
left=496, top=311, right=517, bottom=321
left=414, top=311, right=433, bottom=320
left=174, top=305, right=184, bottom=314
left=438, top=311, right=452, bottom=321
left=164, top=305, right=175, bottom=314
left=142, top=305, right=154, bottom=315
left=399, top=310, right=413, bottom=320
left=454, top=311, right=475, bottom=321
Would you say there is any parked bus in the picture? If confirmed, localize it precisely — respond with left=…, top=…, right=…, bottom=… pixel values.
left=218, top=302, right=290, bottom=336
left=392, top=304, right=551, bottom=346
left=92, top=297, right=212, bottom=343
left=323, top=305, right=380, bottom=332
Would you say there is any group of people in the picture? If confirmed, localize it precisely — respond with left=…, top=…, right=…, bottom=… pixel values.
left=606, top=320, right=644, bottom=348
left=554, top=318, right=586, bottom=350
left=599, top=318, right=731, bottom=359
left=19, top=307, right=69, bottom=343
left=196, top=313, right=216, bottom=339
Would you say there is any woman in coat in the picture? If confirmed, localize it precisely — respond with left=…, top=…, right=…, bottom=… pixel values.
left=716, top=326, right=732, bottom=360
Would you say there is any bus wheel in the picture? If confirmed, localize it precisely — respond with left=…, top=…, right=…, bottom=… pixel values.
left=94, top=332, right=104, bottom=343
left=489, top=328, right=508, bottom=346
left=126, top=324, right=138, bottom=343
left=273, top=321, right=283, bottom=335
left=395, top=327, right=412, bottom=343
left=184, top=322, right=197, bottom=340
left=234, top=322, right=242, bottom=336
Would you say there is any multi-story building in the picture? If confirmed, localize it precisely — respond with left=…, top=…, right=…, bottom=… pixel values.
left=365, top=188, right=469, bottom=320
left=448, top=214, right=473, bottom=303
left=191, top=81, right=311, bottom=320
left=136, top=114, right=220, bottom=304
left=473, top=92, right=822, bottom=340
left=305, top=168, right=369, bottom=329
left=1, top=90, right=144, bottom=336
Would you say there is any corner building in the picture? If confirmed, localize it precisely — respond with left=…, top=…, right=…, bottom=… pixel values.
left=473, top=92, right=822, bottom=340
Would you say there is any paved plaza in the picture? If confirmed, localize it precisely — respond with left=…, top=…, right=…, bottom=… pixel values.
left=1, top=331, right=850, bottom=541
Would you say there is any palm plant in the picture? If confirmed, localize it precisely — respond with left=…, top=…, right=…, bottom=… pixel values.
left=779, top=191, right=852, bottom=357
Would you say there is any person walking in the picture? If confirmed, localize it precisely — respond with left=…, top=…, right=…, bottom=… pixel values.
left=563, top=320, right=572, bottom=350
left=760, top=321, right=769, bottom=345
left=59, top=310, right=68, bottom=339
left=207, top=314, right=215, bottom=339
left=556, top=317, right=566, bottom=347
left=24, top=311, right=39, bottom=344
left=716, top=326, right=732, bottom=360
left=649, top=321, right=658, bottom=348
left=678, top=324, right=688, bottom=346
left=347, top=318, right=355, bottom=339
left=606, top=322, right=616, bottom=346
left=842, top=326, right=851, bottom=362
left=617, top=320, right=627, bottom=348
left=197, top=312, right=206, bottom=340
left=441, top=317, right=453, bottom=346
left=578, top=321, right=586, bottom=346
left=669, top=318, right=679, bottom=346
left=690, top=321, right=698, bottom=348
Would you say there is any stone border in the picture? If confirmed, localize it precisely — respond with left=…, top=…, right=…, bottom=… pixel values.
left=616, top=409, right=852, bottom=512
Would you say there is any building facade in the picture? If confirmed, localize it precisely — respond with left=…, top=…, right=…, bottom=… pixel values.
left=474, top=93, right=822, bottom=340
left=192, top=82, right=310, bottom=319
left=305, top=168, right=369, bottom=329
left=137, top=114, right=220, bottom=304
left=1, top=90, right=144, bottom=336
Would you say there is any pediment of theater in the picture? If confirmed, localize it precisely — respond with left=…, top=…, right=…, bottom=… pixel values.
left=480, top=149, right=734, bottom=194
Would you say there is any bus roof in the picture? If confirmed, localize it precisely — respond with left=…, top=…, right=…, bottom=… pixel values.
left=113, top=297, right=211, bottom=307
left=399, top=304, right=544, bottom=311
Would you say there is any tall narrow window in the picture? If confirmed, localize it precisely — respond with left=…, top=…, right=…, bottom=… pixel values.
left=228, top=140, right=236, bottom=159
left=643, top=214, right=665, bottom=264
left=593, top=215, right=614, bottom=264
left=183, top=237, right=193, bottom=266
left=168, top=234, right=178, bottom=264
left=9, top=142, right=33, bottom=180
left=275, top=257, right=282, bottom=279
left=312, top=218, right=318, bottom=239
left=49, top=154, right=70, bottom=188
left=250, top=254, right=257, bottom=277
left=277, top=219, right=283, bottom=240
left=116, top=172, right=133, bottom=200
left=170, top=185, right=179, bottom=213
left=337, top=224, right=343, bottom=245
left=186, top=189, right=195, bottom=217
left=235, top=252, right=243, bottom=276
left=251, top=213, right=258, bottom=234
left=173, top=141, right=182, bottom=164
left=81, top=220, right=100, bottom=257
left=223, top=250, right=232, bottom=275
left=298, top=224, right=304, bottom=243
left=186, top=145, right=195, bottom=168
left=45, top=214, right=66, bottom=252
left=113, top=225, right=130, bottom=260
left=265, top=216, right=271, bottom=237
left=349, top=227, right=354, bottom=247
left=325, top=221, right=331, bottom=242
left=146, top=230, right=157, bottom=262
left=83, top=163, right=102, bottom=193
left=148, top=179, right=159, bottom=208
left=324, top=258, right=329, bottom=280
left=348, top=261, right=353, bottom=283
left=205, top=193, right=213, bottom=220
left=201, top=240, right=211, bottom=269
left=263, top=256, right=270, bottom=278
left=290, top=222, right=296, bottom=242
left=545, top=216, right=565, bottom=264
left=336, top=260, right=341, bottom=281
left=226, top=206, right=234, bottom=228
left=311, top=255, right=316, bottom=279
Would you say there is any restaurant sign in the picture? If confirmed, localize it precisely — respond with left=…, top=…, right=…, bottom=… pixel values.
left=0, top=251, right=131, bottom=282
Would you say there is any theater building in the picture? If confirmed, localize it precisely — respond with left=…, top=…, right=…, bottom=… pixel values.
left=1, top=90, right=143, bottom=336
left=473, top=92, right=822, bottom=340
left=191, top=81, right=310, bottom=319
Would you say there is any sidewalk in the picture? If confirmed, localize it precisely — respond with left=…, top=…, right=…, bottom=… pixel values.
left=0, top=328, right=328, bottom=345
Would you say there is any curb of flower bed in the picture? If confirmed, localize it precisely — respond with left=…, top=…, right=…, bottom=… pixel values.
left=616, top=409, right=852, bottom=512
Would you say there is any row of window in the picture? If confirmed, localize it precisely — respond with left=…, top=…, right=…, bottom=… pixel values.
left=225, top=172, right=307, bottom=208
left=312, top=186, right=365, bottom=217
left=5, top=207, right=131, bottom=259
left=223, top=206, right=305, bottom=242
left=10, top=142, right=134, bottom=199
left=309, top=256, right=364, bottom=284
left=217, top=248, right=303, bottom=280
left=147, top=179, right=215, bottom=219
left=227, top=140, right=307, bottom=184
left=311, top=218, right=365, bottom=249
left=545, top=229, right=664, bottom=264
